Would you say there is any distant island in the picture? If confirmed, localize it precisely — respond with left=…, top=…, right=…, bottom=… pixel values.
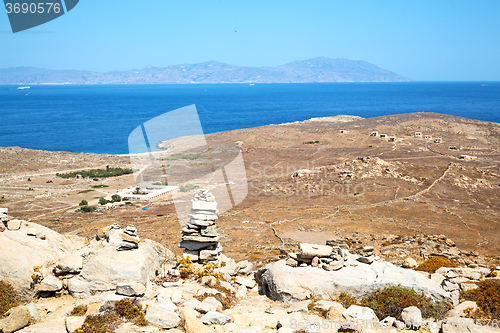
left=0, top=57, right=412, bottom=85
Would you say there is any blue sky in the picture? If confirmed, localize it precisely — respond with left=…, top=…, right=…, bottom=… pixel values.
left=0, top=0, right=499, bottom=80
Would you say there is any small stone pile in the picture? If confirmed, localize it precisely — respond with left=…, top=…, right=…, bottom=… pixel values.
left=286, top=243, right=345, bottom=271
left=179, top=189, right=221, bottom=263
left=358, top=246, right=375, bottom=264
left=118, top=225, right=140, bottom=251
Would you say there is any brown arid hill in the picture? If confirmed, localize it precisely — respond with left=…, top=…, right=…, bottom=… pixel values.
left=0, top=112, right=499, bottom=267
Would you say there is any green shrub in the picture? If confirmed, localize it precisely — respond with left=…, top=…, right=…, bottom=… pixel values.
left=98, top=197, right=108, bottom=205
left=415, top=256, right=457, bottom=273
left=165, top=153, right=201, bottom=160
left=0, top=281, right=19, bottom=317
left=462, top=280, right=500, bottom=320
left=57, top=168, right=133, bottom=179
left=76, top=205, right=97, bottom=213
left=78, top=189, right=94, bottom=194
left=180, top=184, right=198, bottom=192
left=111, top=194, right=121, bottom=202
left=92, top=185, right=109, bottom=189
left=79, top=200, right=88, bottom=206
left=360, top=285, right=449, bottom=320
left=303, top=140, right=319, bottom=144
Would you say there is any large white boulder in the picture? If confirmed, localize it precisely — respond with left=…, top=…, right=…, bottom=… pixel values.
left=0, top=222, right=77, bottom=298
left=256, top=259, right=452, bottom=303
left=68, top=239, right=173, bottom=298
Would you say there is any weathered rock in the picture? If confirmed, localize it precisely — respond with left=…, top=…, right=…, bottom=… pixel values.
left=54, top=255, right=83, bottom=275
left=99, top=294, right=130, bottom=312
left=116, top=282, right=146, bottom=296
left=237, top=260, right=253, bottom=275
left=182, top=235, right=220, bottom=243
left=342, top=305, right=379, bottom=322
left=255, top=259, right=452, bottom=303
left=0, top=221, right=80, bottom=296
left=27, top=228, right=37, bottom=236
left=286, top=258, right=298, bottom=267
left=460, top=283, right=478, bottom=292
left=68, top=240, right=169, bottom=298
left=447, top=301, right=478, bottom=318
left=325, top=302, right=346, bottom=320
left=7, top=220, right=22, bottom=230
left=287, top=300, right=311, bottom=313
left=200, top=310, right=231, bottom=325
left=24, top=303, right=40, bottom=323
left=39, top=275, right=63, bottom=292
left=299, top=243, right=332, bottom=259
left=179, top=240, right=218, bottom=251
left=183, top=249, right=199, bottom=261
left=183, top=299, right=210, bottom=314
left=191, top=200, right=217, bottom=211
left=199, top=247, right=221, bottom=261
left=117, top=240, right=139, bottom=250
left=234, top=276, right=256, bottom=289
left=0, top=223, right=5, bottom=232
left=430, top=273, right=445, bottom=284
left=201, top=225, right=218, bottom=237
left=201, top=297, right=223, bottom=312
left=442, top=279, right=459, bottom=292
left=403, top=257, right=418, bottom=269
left=65, top=316, right=85, bottom=333
left=16, top=318, right=67, bottom=333
left=144, top=306, right=180, bottom=329
left=357, top=254, right=375, bottom=264
left=179, top=307, right=207, bottom=333
left=401, top=306, right=423, bottom=329
left=0, top=306, right=30, bottom=333
left=120, top=231, right=140, bottom=244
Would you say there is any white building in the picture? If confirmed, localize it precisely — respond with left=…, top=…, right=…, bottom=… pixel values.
left=114, top=183, right=178, bottom=202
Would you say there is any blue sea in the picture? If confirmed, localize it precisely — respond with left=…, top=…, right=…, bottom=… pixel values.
left=0, top=82, right=498, bottom=154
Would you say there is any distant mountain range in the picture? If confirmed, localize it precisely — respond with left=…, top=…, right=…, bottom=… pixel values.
left=0, top=57, right=412, bottom=85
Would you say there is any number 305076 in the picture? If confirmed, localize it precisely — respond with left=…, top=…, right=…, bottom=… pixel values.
left=5, top=3, right=61, bottom=14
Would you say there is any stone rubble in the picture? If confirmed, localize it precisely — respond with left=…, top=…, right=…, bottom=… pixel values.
left=179, top=189, right=222, bottom=263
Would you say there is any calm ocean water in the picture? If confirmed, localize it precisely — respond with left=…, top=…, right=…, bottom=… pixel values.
left=0, top=82, right=498, bottom=154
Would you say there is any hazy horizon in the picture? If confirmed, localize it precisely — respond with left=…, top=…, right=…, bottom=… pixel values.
left=1, top=1, right=499, bottom=81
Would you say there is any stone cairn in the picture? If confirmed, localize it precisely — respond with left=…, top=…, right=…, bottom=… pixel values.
left=118, top=225, right=140, bottom=251
left=179, top=189, right=221, bottom=263
left=358, top=246, right=375, bottom=264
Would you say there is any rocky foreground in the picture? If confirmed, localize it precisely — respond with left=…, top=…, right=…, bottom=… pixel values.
left=0, top=191, right=499, bottom=333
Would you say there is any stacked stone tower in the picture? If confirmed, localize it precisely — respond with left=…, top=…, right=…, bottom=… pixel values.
left=179, top=189, right=221, bottom=263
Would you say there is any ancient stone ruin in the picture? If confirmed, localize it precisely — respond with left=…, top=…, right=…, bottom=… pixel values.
left=179, top=189, right=222, bottom=263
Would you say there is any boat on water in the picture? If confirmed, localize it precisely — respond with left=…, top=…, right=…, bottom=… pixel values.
left=249, top=83, right=255, bottom=86
left=18, top=86, right=30, bottom=90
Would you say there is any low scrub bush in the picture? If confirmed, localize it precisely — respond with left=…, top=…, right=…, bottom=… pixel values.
left=0, top=281, right=19, bottom=317
left=179, top=184, right=198, bottom=192
left=303, top=140, right=319, bottom=144
left=336, top=292, right=358, bottom=308
left=69, top=304, right=88, bottom=316
left=74, top=312, right=120, bottom=333
left=415, top=256, right=457, bottom=273
left=360, top=285, right=449, bottom=320
left=462, top=280, right=500, bottom=320
left=115, top=298, right=147, bottom=326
